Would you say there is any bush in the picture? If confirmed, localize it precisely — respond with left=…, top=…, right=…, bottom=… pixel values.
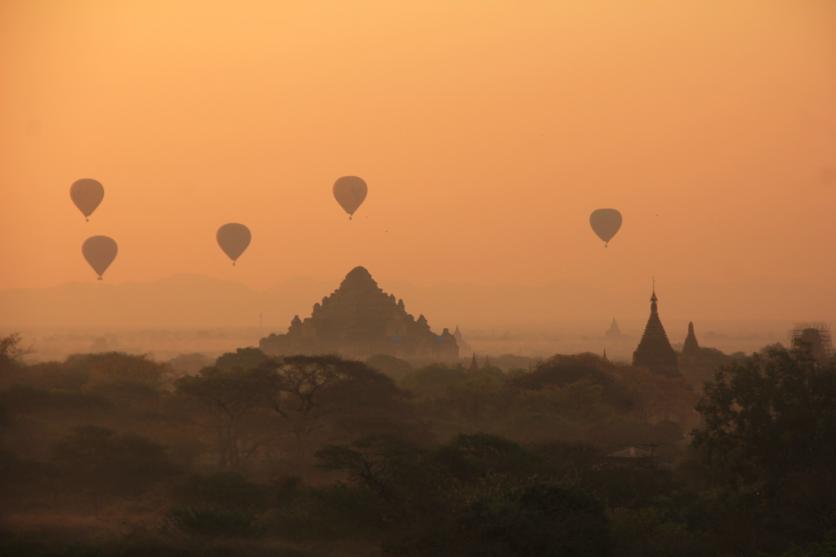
left=264, top=482, right=382, bottom=541
left=174, top=472, right=268, bottom=511
left=166, top=505, right=261, bottom=538
left=64, top=352, right=168, bottom=390
left=52, top=426, right=179, bottom=496
left=609, top=507, right=708, bottom=557
left=366, top=354, right=413, bottom=380
left=393, top=482, right=612, bottom=557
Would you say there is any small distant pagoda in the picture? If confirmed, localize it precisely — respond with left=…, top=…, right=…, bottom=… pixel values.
left=605, top=318, right=623, bottom=339
left=681, top=321, right=700, bottom=362
left=791, top=323, right=833, bottom=363
left=454, top=326, right=472, bottom=354
left=468, top=353, right=479, bottom=371
left=632, top=284, right=679, bottom=376
left=259, top=266, right=459, bottom=362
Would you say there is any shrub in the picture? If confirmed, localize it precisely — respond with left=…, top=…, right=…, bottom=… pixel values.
left=166, top=505, right=261, bottom=538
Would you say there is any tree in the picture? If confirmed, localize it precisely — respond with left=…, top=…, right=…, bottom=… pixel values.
left=64, top=352, right=168, bottom=391
left=318, top=434, right=613, bottom=556
left=366, top=354, right=413, bottom=380
left=444, top=482, right=612, bottom=557
left=167, top=352, right=213, bottom=375
left=317, top=435, right=432, bottom=514
left=52, top=426, right=178, bottom=497
left=692, top=346, right=836, bottom=550
left=215, top=347, right=269, bottom=372
left=0, top=333, right=28, bottom=378
left=616, top=366, right=698, bottom=425
left=400, top=363, right=469, bottom=399
left=513, top=354, right=633, bottom=412
left=175, top=366, right=276, bottom=469
left=262, top=355, right=417, bottom=467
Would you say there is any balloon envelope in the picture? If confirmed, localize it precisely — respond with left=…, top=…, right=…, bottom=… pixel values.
left=217, top=223, right=251, bottom=265
left=333, top=176, right=367, bottom=218
left=70, top=179, right=104, bottom=220
left=589, top=209, right=623, bottom=246
left=82, top=236, right=118, bottom=279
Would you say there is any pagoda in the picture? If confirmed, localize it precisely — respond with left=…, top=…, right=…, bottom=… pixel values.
left=632, top=285, right=679, bottom=376
left=454, top=326, right=472, bottom=354
left=259, top=266, right=459, bottom=362
left=681, top=322, right=700, bottom=361
left=605, top=318, right=623, bottom=339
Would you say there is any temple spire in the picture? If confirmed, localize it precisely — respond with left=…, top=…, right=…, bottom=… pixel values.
left=633, top=281, right=679, bottom=376
left=650, top=277, right=658, bottom=312
left=606, top=318, right=622, bottom=338
left=682, top=321, right=701, bottom=359
left=469, top=353, right=479, bottom=372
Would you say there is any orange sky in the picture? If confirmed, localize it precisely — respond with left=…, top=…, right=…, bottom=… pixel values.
left=1, top=0, right=835, bottom=328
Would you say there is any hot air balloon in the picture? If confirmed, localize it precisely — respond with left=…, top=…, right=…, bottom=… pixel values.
left=70, top=179, right=104, bottom=221
left=217, top=223, right=251, bottom=266
left=333, top=176, right=367, bottom=219
left=589, top=209, right=623, bottom=247
left=82, top=236, right=118, bottom=280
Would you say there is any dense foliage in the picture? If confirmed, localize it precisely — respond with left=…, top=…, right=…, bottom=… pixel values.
left=1, top=334, right=834, bottom=556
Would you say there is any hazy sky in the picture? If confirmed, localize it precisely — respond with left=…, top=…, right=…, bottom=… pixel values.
left=2, top=0, right=835, bottom=327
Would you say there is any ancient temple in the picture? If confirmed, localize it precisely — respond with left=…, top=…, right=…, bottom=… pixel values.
left=791, top=324, right=833, bottom=363
left=605, top=318, right=623, bottom=339
left=259, top=266, right=459, bottom=362
left=632, top=286, right=679, bottom=376
left=681, top=321, right=701, bottom=362
left=454, top=326, right=472, bottom=354
left=678, top=321, right=739, bottom=388
left=468, top=352, right=479, bottom=371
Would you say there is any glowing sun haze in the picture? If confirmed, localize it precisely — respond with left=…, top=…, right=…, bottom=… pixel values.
left=1, top=0, right=835, bottom=327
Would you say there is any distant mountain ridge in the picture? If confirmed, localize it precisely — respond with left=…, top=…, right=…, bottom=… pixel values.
left=0, top=274, right=330, bottom=328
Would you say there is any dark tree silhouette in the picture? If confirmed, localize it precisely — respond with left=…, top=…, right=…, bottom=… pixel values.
left=0, top=333, right=27, bottom=378
left=692, top=346, right=836, bottom=550
left=176, top=366, right=275, bottom=469
left=261, top=355, right=417, bottom=467
left=52, top=426, right=178, bottom=497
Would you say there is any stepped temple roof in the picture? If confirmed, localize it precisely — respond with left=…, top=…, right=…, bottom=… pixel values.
left=259, top=266, right=458, bottom=362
